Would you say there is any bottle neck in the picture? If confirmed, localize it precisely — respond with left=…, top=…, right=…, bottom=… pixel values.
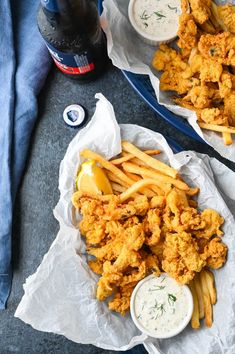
left=41, top=0, right=91, bottom=35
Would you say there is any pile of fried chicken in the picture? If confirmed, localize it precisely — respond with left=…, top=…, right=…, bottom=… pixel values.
left=72, top=187, right=227, bottom=315
left=152, top=0, right=235, bottom=144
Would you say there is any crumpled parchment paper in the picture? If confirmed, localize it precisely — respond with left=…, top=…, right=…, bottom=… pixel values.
left=100, top=0, right=235, bottom=163
left=15, top=94, right=235, bottom=354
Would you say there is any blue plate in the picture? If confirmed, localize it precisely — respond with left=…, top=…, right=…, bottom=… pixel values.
left=98, top=0, right=205, bottom=144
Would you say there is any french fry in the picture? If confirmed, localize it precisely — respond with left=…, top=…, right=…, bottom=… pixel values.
left=108, top=170, right=155, bottom=198
left=144, top=149, right=161, bottom=155
left=140, top=173, right=165, bottom=195
left=200, top=270, right=213, bottom=328
left=80, top=149, right=134, bottom=186
left=120, top=178, right=168, bottom=202
left=121, top=141, right=178, bottom=178
left=122, top=162, right=190, bottom=191
left=186, top=187, right=200, bottom=196
left=189, top=199, right=198, bottom=208
left=131, top=157, right=151, bottom=167
left=106, top=171, right=130, bottom=188
left=204, top=270, right=217, bottom=305
left=194, top=274, right=205, bottom=319
left=127, top=172, right=164, bottom=196
left=222, top=132, right=233, bottom=146
left=189, top=281, right=200, bottom=329
left=111, top=182, right=126, bottom=193
left=125, top=171, right=140, bottom=182
left=198, top=122, right=235, bottom=134
left=111, top=154, right=135, bottom=165
left=111, top=149, right=161, bottom=165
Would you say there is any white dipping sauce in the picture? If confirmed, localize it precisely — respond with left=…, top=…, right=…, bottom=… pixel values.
left=134, top=276, right=190, bottom=337
left=133, top=0, right=181, bottom=38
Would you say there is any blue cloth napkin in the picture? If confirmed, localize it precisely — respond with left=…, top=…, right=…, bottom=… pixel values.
left=0, top=0, right=51, bottom=309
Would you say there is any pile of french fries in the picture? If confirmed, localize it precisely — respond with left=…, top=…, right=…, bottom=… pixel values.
left=80, top=141, right=199, bottom=203
left=79, top=141, right=218, bottom=328
left=189, top=269, right=217, bottom=329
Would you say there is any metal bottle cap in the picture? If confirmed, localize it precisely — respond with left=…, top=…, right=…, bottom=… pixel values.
left=63, top=104, right=86, bottom=128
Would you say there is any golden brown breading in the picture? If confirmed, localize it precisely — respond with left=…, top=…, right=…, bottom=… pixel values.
left=160, top=70, right=200, bottom=95
left=108, top=285, right=135, bottom=316
left=194, top=209, right=224, bottom=239
left=177, top=13, right=198, bottom=54
left=162, top=232, right=205, bottom=284
left=215, top=4, right=235, bottom=34
left=203, top=237, right=228, bottom=269
left=198, top=32, right=235, bottom=66
left=198, top=107, right=228, bottom=125
left=189, top=0, right=212, bottom=24
left=224, top=91, right=235, bottom=126
left=88, top=259, right=103, bottom=275
left=74, top=188, right=227, bottom=315
left=151, top=2, right=235, bottom=142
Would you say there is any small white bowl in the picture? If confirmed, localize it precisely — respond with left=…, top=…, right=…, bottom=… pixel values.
left=130, top=274, right=193, bottom=339
left=128, top=0, right=180, bottom=46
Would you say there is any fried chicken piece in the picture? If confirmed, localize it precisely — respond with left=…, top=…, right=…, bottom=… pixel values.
left=163, top=258, right=195, bottom=284
left=198, top=32, right=235, bottom=66
left=96, top=261, right=123, bottom=301
left=150, top=241, right=165, bottom=264
left=145, top=254, right=161, bottom=276
left=198, top=107, right=228, bottom=125
left=167, top=188, right=189, bottom=213
left=150, top=196, right=166, bottom=209
left=212, top=3, right=235, bottom=34
left=105, top=220, right=125, bottom=239
left=219, top=71, right=234, bottom=98
left=162, top=232, right=205, bottom=283
left=152, top=44, right=188, bottom=72
left=176, top=232, right=206, bottom=272
left=153, top=44, right=201, bottom=94
left=96, top=225, right=145, bottom=302
left=189, top=52, right=204, bottom=74
left=189, top=0, right=212, bottom=24
left=128, top=195, right=149, bottom=216
left=163, top=189, right=191, bottom=231
left=160, top=71, right=200, bottom=95
left=181, top=0, right=190, bottom=14
left=80, top=220, right=106, bottom=245
left=180, top=207, right=205, bottom=231
left=177, top=14, right=198, bottom=54
left=144, top=209, right=162, bottom=246
left=203, top=237, right=228, bottom=269
left=88, top=259, right=104, bottom=275
left=182, top=85, right=212, bottom=109
left=195, top=209, right=224, bottom=239
left=122, top=216, right=139, bottom=229
left=108, top=285, right=135, bottom=316
left=120, top=261, right=147, bottom=286
left=200, top=59, right=223, bottom=83
left=125, top=224, right=145, bottom=251
left=224, top=91, right=235, bottom=126
left=88, top=238, right=124, bottom=261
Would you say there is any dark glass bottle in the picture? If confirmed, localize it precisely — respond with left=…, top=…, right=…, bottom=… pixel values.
left=37, top=0, right=108, bottom=82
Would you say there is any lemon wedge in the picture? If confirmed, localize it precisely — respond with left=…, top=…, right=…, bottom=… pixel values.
left=76, top=160, right=113, bottom=195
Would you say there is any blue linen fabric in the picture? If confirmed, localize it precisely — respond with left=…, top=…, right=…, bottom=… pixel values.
left=0, top=0, right=51, bottom=309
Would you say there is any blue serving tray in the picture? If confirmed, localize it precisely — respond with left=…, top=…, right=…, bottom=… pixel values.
left=98, top=0, right=205, bottom=144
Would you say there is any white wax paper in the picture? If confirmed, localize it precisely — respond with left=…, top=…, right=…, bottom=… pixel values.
left=15, top=94, right=235, bottom=354
left=100, top=0, right=235, bottom=162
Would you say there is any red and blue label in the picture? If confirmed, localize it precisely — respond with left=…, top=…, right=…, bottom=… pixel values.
left=46, top=42, right=95, bottom=75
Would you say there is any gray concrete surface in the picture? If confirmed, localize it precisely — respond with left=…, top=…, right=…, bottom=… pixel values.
left=0, top=63, right=234, bottom=354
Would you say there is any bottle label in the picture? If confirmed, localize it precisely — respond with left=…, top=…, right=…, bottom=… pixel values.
left=46, top=42, right=95, bottom=75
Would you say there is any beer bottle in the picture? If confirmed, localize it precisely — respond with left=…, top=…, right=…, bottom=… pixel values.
left=37, top=0, right=108, bottom=82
